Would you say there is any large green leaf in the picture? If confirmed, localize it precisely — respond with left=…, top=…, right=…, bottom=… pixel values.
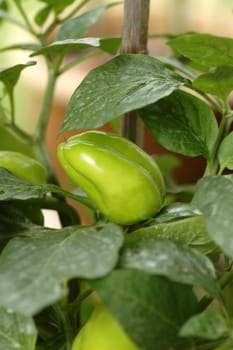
left=193, top=65, right=233, bottom=101
left=179, top=311, right=227, bottom=340
left=56, top=6, right=106, bottom=40
left=91, top=270, right=197, bottom=350
left=120, top=237, right=221, bottom=300
left=0, top=167, right=92, bottom=208
left=140, top=89, right=218, bottom=159
left=0, top=223, right=123, bottom=315
left=218, top=132, right=233, bottom=172
left=60, top=54, right=186, bottom=132
left=168, top=33, right=233, bottom=68
left=192, top=175, right=233, bottom=258
left=0, top=307, right=37, bottom=350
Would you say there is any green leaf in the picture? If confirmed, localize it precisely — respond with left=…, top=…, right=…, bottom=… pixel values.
left=154, top=154, right=181, bottom=179
left=179, top=311, right=227, bottom=340
left=218, top=132, right=233, bottom=172
left=31, top=37, right=101, bottom=57
left=120, top=237, right=221, bottom=300
left=152, top=203, right=201, bottom=223
left=168, top=33, right=233, bottom=69
left=56, top=6, right=106, bottom=40
left=0, top=223, right=123, bottom=315
left=91, top=270, right=197, bottom=350
left=0, top=307, right=37, bottom=350
left=38, top=0, right=74, bottom=14
left=0, top=167, right=92, bottom=208
left=60, top=54, right=186, bottom=132
left=192, top=175, right=233, bottom=258
left=0, top=61, right=36, bottom=93
left=193, top=65, right=233, bottom=100
left=140, top=89, right=218, bottom=159
left=34, top=5, right=51, bottom=26
left=0, top=43, right=40, bottom=52
left=124, top=215, right=217, bottom=255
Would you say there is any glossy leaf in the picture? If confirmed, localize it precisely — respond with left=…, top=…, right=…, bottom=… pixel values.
left=56, top=6, right=106, bottom=40
left=0, top=167, right=92, bottom=208
left=168, top=33, right=233, bottom=68
left=0, top=307, right=37, bottom=350
left=140, top=89, right=218, bottom=159
left=91, top=269, right=197, bottom=350
left=152, top=202, right=201, bottom=223
left=60, top=54, right=186, bottom=132
left=218, top=132, right=233, bottom=172
left=0, top=223, right=123, bottom=315
left=120, top=237, right=221, bottom=300
left=192, top=175, right=233, bottom=258
left=193, top=65, right=233, bottom=100
left=0, top=61, right=36, bottom=93
left=179, top=311, right=227, bottom=340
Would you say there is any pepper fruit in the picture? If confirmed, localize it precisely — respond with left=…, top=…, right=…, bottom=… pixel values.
left=71, top=303, right=139, bottom=350
left=0, top=150, right=47, bottom=183
left=58, top=131, right=165, bottom=225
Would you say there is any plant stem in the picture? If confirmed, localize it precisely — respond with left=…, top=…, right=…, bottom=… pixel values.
left=14, top=0, right=37, bottom=37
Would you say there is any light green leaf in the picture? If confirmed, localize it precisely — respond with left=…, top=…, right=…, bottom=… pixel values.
left=192, top=175, right=233, bottom=258
left=0, top=223, right=123, bottom=315
left=218, top=132, right=233, bottom=172
left=168, top=33, right=233, bottom=68
left=60, top=54, right=186, bottom=132
left=140, top=89, right=218, bottom=159
left=120, top=237, right=221, bottom=300
left=91, top=270, right=197, bottom=350
left=56, top=6, right=106, bottom=40
left=193, top=65, right=233, bottom=100
left=0, top=307, right=37, bottom=350
left=179, top=311, right=227, bottom=340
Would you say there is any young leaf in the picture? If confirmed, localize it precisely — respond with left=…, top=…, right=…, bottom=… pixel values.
left=192, top=175, right=233, bottom=258
left=38, top=0, right=74, bottom=15
left=34, top=5, right=51, bottom=26
left=193, top=65, right=233, bottom=101
left=91, top=269, right=197, bottom=350
left=0, top=61, right=36, bottom=93
left=60, top=54, right=186, bottom=132
left=140, top=89, right=218, bottom=159
left=218, top=132, right=233, bottom=172
left=0, top=223, right=124, bottom=315
left=56, top=6, right=106, bottom=40
left=179, top=311, right=227, bottom=340
left=168, top=33, right=233, bottom=69
left=120, top=237, right=221, bottom=300
left=0, top=307, right=37, bottom=350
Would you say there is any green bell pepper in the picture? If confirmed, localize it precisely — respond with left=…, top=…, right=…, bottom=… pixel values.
left=71, top=303, right=139, bottom=350
left=0, top=150, right=47, bottom=183
left=58, top=131, right=165, bottom=225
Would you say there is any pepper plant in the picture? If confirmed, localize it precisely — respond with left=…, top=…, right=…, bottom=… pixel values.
left=0, top=1, right=233, bottom=350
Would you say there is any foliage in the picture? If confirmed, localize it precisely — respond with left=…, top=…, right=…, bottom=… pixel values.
left=0, top=1, right=233, bottom=350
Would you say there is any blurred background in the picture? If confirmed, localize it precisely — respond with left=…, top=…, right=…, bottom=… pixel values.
left=0, top=0, right=232, bottom=187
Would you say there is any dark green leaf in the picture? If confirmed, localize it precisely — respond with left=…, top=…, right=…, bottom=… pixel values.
left=34, top=5, right=51, bottom=26
left=38, top=0, right=74, bottom=14
left=192, top=175, right=233, bottom=258
left=56, top=6, right=106, bottom=40
left=168, top=33, right=233, bottom=68
left=0, top=61, right=36, bottom=93
left=0, top=223, right=123, bottom=315
left=120, top=237, right=221, bottom=300
left=0, top=307, right=37, bottom=350
left=140, top=89, right=218, bottom=159
left=60, top=54, right=186, bottom=132
left=179, top=311, right=227, bottom=340
left=218, top=132, right=233, bottom=172
left=0, top=167, right=92, bottom=208
left=125, top=215, right=217, bottom=255
left=152, top=202, right=201, bottom=223
left=91, top=270, right=197, bottom=350
left=193, top=65, right=233, bottom=100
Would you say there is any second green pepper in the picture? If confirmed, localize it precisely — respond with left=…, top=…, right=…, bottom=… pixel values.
left=58, top=131, right=165, bottom=225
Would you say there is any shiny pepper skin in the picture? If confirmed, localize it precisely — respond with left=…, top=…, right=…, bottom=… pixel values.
left=0, top=150, right=47, bottom=183
left=71, top=304, right=139, bottom=350
left=58, top=131, right=165, bottom=225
